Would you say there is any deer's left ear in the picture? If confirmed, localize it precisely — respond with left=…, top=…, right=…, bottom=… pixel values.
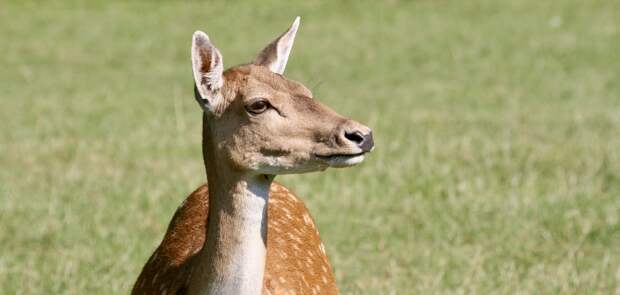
left=253, top=16, right=300, bottom=75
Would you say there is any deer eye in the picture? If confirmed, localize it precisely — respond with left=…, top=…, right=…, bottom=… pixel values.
left=245, top=99, right=270, bottom=115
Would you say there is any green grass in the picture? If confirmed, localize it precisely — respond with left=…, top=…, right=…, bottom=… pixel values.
left=1, top=0, right=619, bottom=294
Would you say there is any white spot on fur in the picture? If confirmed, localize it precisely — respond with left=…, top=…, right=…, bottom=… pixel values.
left=286, top=193, right=298, bottom=202
left=291, top=235, right=303, bottom=244
left=319, top=243, right=326, bottom=255
left=302, top=213, right=313, bottom=226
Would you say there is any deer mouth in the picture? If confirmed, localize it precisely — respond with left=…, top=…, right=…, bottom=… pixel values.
left=315, top=152, right=366, bottom=167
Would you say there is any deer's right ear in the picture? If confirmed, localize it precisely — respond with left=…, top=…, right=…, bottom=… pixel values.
left=191, top=31, right=224, bottom=111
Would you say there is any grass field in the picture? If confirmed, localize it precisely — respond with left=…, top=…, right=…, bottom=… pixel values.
left=1, top=0, right=619, bottom=294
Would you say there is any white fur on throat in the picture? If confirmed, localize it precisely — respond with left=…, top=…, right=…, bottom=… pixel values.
left=202, top=178, right=270, bottom=295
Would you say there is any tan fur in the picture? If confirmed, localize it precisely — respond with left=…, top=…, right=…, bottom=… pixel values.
left=213, top=65, right=367, bottom=174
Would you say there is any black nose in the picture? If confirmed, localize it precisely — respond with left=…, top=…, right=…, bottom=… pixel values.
left=345, top=131, right=374, bottom=152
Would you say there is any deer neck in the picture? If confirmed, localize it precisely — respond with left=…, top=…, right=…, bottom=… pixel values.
left=188, top=114, right=272, bottom=295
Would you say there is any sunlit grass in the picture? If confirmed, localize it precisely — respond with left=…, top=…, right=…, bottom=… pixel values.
left=1, top=0, right=619, bottom=294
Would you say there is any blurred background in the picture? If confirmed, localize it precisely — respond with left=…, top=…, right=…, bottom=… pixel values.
left=1, top=0, right=619, bottom=294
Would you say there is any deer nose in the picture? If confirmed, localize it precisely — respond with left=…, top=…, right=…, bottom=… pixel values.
left=344, top=130, right=374, bottom=152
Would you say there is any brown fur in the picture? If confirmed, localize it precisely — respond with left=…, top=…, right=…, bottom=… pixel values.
left=131, top=182, right=337, bottom=295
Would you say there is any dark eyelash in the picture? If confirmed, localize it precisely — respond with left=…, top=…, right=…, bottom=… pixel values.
left=246, top=99, right=270, bottom=114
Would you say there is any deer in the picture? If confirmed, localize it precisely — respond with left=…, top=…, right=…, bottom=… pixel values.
left=131, top=17, right=374, bottom=295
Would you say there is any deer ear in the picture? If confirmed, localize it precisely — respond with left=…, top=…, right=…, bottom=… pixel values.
left=253, top=16, right=300, bottom=75
left=191, top=31, right=224, bottom=111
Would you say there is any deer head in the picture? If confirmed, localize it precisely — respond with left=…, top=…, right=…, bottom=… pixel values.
left=191, top=17, right=373, bottom=175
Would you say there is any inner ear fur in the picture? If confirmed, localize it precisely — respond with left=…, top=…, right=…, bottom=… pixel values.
left=253, top=16, right=300, bottom=75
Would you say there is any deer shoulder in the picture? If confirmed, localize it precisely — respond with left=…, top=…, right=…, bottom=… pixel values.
left=132, top=182, right=338, bottom=295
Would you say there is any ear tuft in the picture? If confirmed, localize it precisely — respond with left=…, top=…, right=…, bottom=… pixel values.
left=193, top=31, right=210, bottom=47
left=290, top=16, right=300, bottom=34
left=253, top=16, right=301, bottom=75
